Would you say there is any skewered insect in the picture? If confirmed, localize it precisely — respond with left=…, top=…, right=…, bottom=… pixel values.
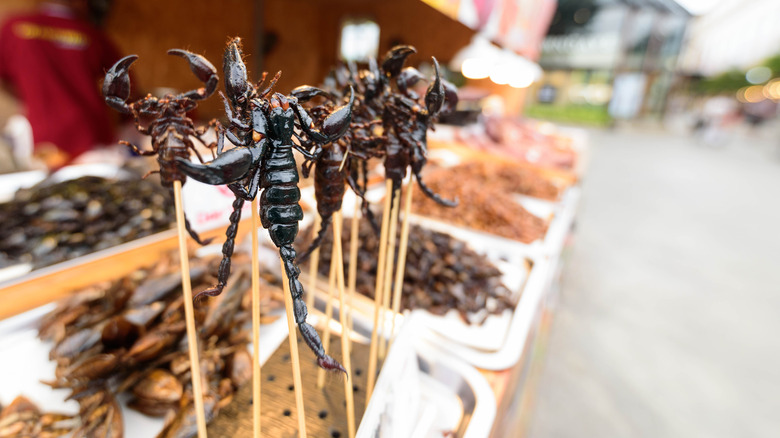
left=291, top=86, right=381, bottom=262
left=380, top=46, right=459, bottom=207
left=179, top=39, right=282, bottom=299
left=175, top=38, right=354, bottom=372
left=103, top=49, right=219, bottom=245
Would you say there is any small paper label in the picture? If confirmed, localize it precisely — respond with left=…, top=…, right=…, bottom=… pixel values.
left=181, top=180, right=252, bottom=233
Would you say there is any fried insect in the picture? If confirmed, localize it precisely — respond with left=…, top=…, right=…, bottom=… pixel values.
left=291, top=86, right=381, bottom=262
left=103, top=49, right=219, bottom=245
left=380, top=46, right=459, bottom=207
left=175, top=38, right=354, bottom=372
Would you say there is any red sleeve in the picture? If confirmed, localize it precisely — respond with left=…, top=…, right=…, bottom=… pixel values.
left=0, top=20, right=14, bottom=82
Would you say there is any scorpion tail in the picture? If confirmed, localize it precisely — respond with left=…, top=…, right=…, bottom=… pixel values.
left=168, top=186, right=214, bottom=245
left=193, top=196, right=244, bottom=300
left=298, top=214, right=332, bottom=263
left=184, top=214, right=214, bottom=245
left=414, top=169, right=459, bottom=207
left=279, top=245, right=346, bottom=374
left=358, top=159, right=381, bottom=234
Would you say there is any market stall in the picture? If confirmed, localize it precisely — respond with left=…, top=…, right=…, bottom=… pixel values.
left=0, top=1, right=583, bottom=437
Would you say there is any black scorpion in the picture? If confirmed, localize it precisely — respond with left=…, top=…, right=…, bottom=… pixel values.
left=291, top=86, right=382, bottom=262
left=174, top=38, right=353, bottom=372
left=103, top=50, right=219, bottom=245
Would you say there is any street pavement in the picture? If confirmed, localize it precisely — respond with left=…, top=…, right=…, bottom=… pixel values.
left=527, top=125, right=780, bottom=438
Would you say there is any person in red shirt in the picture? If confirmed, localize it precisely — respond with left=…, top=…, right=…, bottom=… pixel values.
left=0, top=0, right=124, bottom=164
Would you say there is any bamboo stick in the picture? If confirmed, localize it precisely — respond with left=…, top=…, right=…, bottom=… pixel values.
left=378, top=190, right=400, bottom=360
left=366, top=179, right=393, bottom=401
left=346, top=197, right=361, bottom=344
left=333, top=211, right=356, bottom=438
left=280, top=258, right=308, bottom=438
left=172, top=180, right=208, bottom=438
left=250, top=200, right=262, bottom=437
left=389, top=183, right=413, bottom=350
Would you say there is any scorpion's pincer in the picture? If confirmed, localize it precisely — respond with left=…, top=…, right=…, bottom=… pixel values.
left=167, top=49, right=218, bottom=100
left=321, top=86, right=355, bottom=141
left=382, top=45, right=417, bottom=78
left=425, top=57, right=445, bottom=115
left=290, top=85, right=336, bottom=104
left=174, top=147, right=255, bottom=186
left=103, top=55, right=138, bottom=114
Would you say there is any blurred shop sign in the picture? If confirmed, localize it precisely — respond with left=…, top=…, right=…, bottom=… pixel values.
left=422, top=0, right=557, bottom=61
left=540, top=34, right=620, bottom=69
left=181, top=179, right=252, bottom=233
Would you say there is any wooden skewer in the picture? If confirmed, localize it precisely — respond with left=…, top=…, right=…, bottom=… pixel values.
left=378, top=190, right=401, bottom=360
left=366, top=179, right=393, bottom=401
left=280, top=258, right=308, bottom=438
left=389, top=183, right=413, bottom=350
left=346, top=196, right=361, bottom=345
left=172, top=180, right=208, bottom=438
left=250, top=199, right=262, bottom=438
left=306, top=214, right=322, bottom=311
left=316, top=242, right=338, bottom=389
left=333, top=211, right=356, bottom=438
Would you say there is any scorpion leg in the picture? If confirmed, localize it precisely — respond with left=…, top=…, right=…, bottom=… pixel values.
left=120, top=140, right=155, bottom=156
left=103, top=55, right=138, bottom=114
left=359, top=159, right=380, bottom=233
left=279, top=245, right=345, bottom=373
left=194, top=194, right=244, bottom=299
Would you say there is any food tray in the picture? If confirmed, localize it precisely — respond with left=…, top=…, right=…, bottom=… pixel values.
left=357, top=313, right=496, bottom=438
left=302, top=182, right=577, bottom=370
left=0, top=301, right=291, bottom=437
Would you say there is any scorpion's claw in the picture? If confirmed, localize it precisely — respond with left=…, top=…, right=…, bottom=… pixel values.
left=382, top=45, right=417, bottom=78
left=321, top=86, right=355, bottom=141
left=174, top=147, right=255, bottom=186
left=425, top=57, right=445, bottom=115
left=103, top=55, right=138, bottom=114
left=441, top=79, right=459, bottom=114
left=396, top=66, right=425, bottom=99
left=290, top=85, right=335, bottom=103
left=168, top=49, right=218, bottom=101
left=222, top=37, right=253, bottom=106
